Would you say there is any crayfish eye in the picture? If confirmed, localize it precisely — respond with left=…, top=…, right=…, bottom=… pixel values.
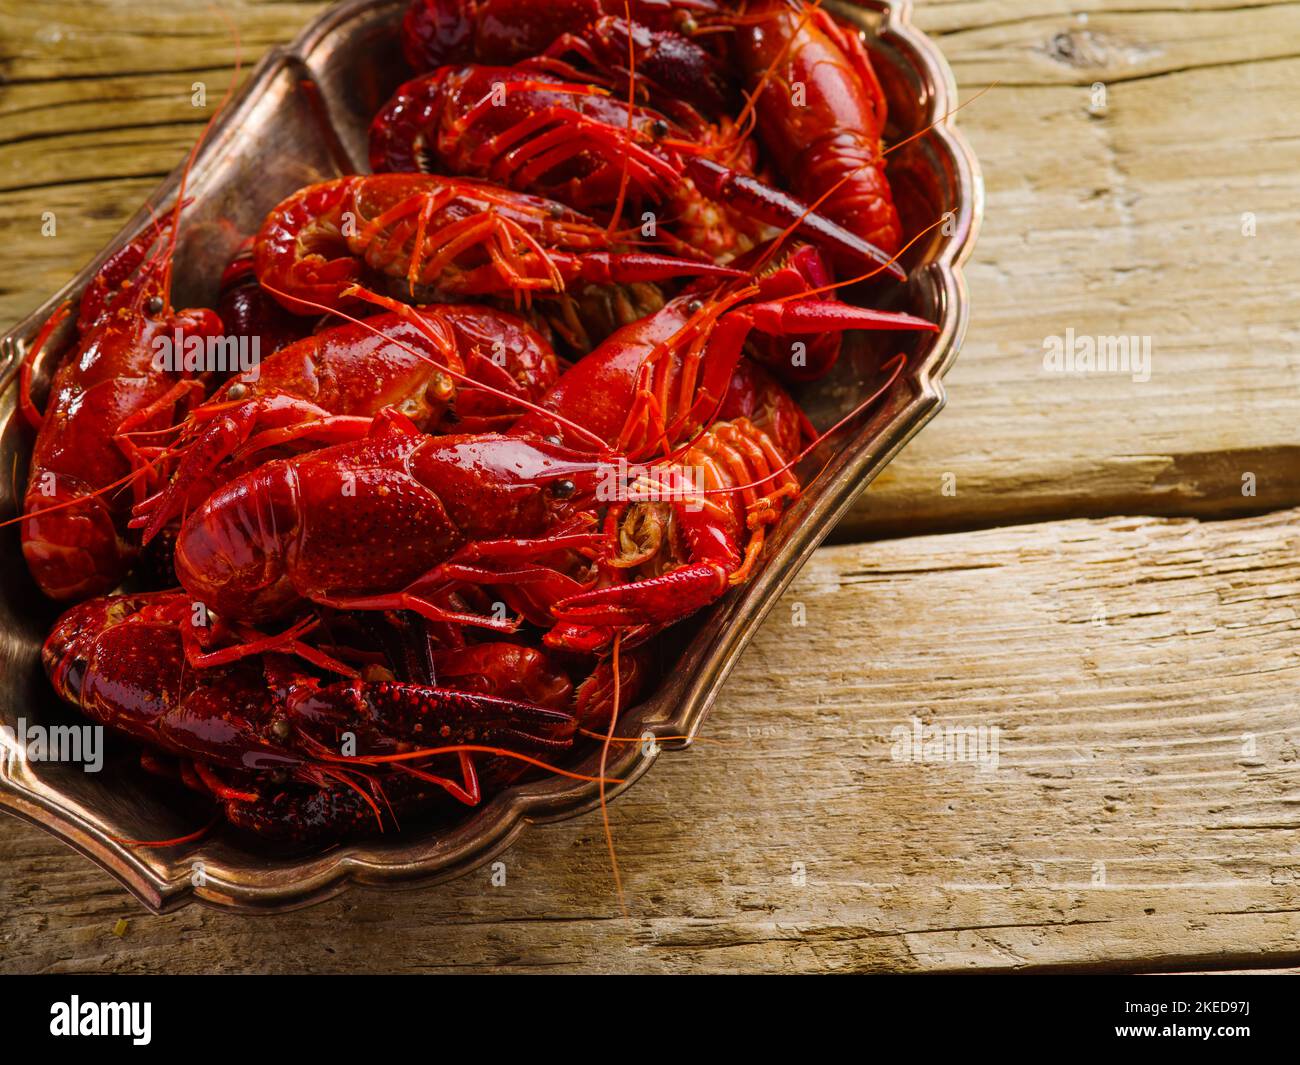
left=687, top=299, right=704, bottom=314
left=651, top=119, right=670, bottom=139
left=550, top=478, right=576, bottom=500
left=226, top=383, right=248, bottom=401
left=144, top=296, right=164, bottom=316
left=548, top=203, right=565, bottom=220
left=543, top=434, right=563, bottom=446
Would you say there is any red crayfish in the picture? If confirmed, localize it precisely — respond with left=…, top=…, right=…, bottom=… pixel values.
left=368, top=65, right=901, bottom=273
left=43, top=591, right=596, bottom=840
left=22, top=0, right=943, bottom=865
left=170, top=282, right=934, bottom=652
left=19, top=211, right=222, bottom=601
left=400, top=0, right=722, bottom=76
left=254, top=172, right=740, bottom=312
left=131, top=302, right=561, bottom=542
left=730, top=0, right=902, bottom=256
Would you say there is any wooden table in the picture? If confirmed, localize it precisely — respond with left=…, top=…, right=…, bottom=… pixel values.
left=2, top=0, right=1299, bottom=974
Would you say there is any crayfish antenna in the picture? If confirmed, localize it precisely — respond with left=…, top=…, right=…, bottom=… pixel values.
left=719, top=0, right=825, bottom=167
left=255, top=279, right=613, bottom=452
left=686, top=157, right=905, bottom=280
left=600, top=632, right=629, bottom=919
left=109, top=811, right=220, bottom=849
left=0, top=457, right=171, bottom=532
left=606, top=0, right=638, bottom=236
left=161, top=11, right=244, bottom=305
left=313, top=743, right=624, bottom=788
left=745, top=81, right=994, bottom=282
left=766, top=214, right=951, bottom=300
left=7, top=19, right=249, bottom=539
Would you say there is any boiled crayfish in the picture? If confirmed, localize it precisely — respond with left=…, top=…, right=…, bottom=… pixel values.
left=23, top=0, right=940, bottom=850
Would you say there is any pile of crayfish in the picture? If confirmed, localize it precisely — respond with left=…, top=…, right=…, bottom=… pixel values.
left=14, top=0, right=938, bottom=844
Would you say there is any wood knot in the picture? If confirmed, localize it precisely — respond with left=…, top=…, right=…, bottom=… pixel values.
left=1042, top=29, right=1156, bottom=72
left=1049, top=29, right=1112, bottom=68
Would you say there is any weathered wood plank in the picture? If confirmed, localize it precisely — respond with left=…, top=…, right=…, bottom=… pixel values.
left=847, top=0, right=1300, bottom=535
left=2, top=0, right=1298, bottom=975
left=4, top=506, right=1300, bottom=973
left=1, top=1, right=1298, bottom=534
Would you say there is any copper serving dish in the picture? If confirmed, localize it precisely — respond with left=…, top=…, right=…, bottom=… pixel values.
left=0, top=0, right=982, bottom=912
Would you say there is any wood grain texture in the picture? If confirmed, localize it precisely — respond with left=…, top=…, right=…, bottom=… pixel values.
left=5, top=508, right=1300, bottom=973
left=1, top=0, right=1299, bottom=974
left=848, top=0, right=1300, bottom=537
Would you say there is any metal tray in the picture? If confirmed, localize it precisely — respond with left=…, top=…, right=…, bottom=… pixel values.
left=0, top=0, right=982, bottom=912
